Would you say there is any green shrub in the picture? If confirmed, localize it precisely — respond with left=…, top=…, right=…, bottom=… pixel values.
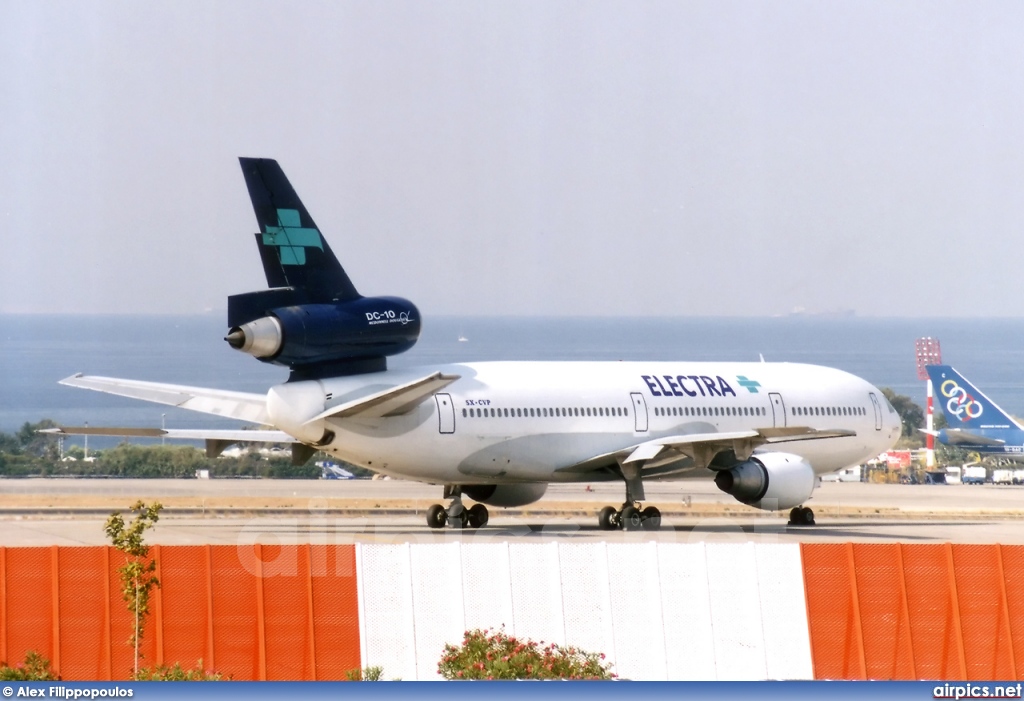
left=134, top=660, right=223, bottom=681
left=0, top=651, right=58, bottom=681
left=344, top=665, right=385, bottom=681
left=438, top=628, right=615, bottom=680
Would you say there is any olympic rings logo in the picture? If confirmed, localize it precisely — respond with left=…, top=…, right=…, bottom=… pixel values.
left=939, top=379, right=983, bottom=420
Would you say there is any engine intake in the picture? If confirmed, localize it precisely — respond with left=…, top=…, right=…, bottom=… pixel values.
left=225, top=315, right=283, bottom=357
left=714, top=452, right=817, bottom=511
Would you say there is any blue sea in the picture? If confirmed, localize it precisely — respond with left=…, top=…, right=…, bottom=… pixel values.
left=2, top=314, right=1024, bottom=443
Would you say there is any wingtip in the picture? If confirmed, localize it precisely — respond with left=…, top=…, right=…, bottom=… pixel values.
left=59, top=373, right=85, bottom=385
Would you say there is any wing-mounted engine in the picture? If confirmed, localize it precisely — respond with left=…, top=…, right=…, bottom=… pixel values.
left=226, top=158, right=422, bottom=380
left=713, top=452, right=817, bottom=511
left=463, top=483, right=548, bottom=507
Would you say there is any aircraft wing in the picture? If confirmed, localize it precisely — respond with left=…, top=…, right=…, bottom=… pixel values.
left=59, top=374, right=270, bottom=424
left=304, top=371, right=461, bottom=422
left=559, top=426, right=856, bottom=475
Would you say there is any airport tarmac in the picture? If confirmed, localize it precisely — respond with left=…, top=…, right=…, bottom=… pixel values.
left=1, top=478, right=1022, bottom=546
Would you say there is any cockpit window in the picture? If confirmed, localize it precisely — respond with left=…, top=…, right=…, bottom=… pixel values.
left=882, top=394, right=897, bottom=414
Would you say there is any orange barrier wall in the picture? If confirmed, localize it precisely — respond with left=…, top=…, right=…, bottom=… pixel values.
left=802, top=543, right=1024, bottom=681
left=0, top=545, right=361, bottom=681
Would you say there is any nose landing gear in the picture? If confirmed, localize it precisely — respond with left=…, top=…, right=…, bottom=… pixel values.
left=426, top=485, right=490, bottom=529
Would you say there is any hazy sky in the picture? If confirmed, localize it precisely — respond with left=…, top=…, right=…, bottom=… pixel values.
left=3, top=1, right=1023, bottom=317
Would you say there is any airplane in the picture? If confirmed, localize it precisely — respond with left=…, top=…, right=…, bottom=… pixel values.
left=922, top=365, right=1024, bottom=460
left=49, top=158, right=902, bottom=530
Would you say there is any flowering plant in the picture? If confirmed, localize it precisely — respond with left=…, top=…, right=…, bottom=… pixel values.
left=438, top=628, right=614, bottom=680
left=0, top=651, right=57, bottom=681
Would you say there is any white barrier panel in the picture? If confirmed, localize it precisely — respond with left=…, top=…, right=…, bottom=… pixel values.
left=356, top=542, right=813, bottom=680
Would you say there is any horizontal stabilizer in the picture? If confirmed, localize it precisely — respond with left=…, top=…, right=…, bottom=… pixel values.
left=921, top=427, right=1007, bottom=447
left=59, top=374, right=270, bottom=424
left=304, top=371, right=461, bottom=422
left=40, top=426, right=292, bottom=442
left=40, top=426, right=318, bottom=464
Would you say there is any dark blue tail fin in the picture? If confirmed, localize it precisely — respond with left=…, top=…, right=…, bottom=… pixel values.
left=926, top=365, right=1023, bottom=430
left=238, top=157, right=360, bottom=302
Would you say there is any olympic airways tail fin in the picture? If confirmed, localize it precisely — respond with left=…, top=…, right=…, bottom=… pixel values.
left=926, top=365, right=1023, bottom=430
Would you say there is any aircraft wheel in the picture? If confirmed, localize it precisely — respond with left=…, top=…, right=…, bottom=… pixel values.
left=427, top=504, right=447, bottom=529
left=620, top=505, right=643, bottom=531
left=597, top=506, right=618, bottom=530
left=467, top=503, right=489, bottom=529
left=788, top=506, right=815, bottom=526
left=641, top=506, right=662, bottom=531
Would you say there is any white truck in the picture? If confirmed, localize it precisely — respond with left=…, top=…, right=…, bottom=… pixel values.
left=962, top=465, right=987, bottom=485
left=993, top=469, right=1015, bottom=485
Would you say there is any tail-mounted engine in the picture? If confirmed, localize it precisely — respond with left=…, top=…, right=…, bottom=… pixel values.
left=713, top=452, right=817, bottom=511
left=225, top=291, right=421, bottom=379
left=228, top=157, right=422, bottom=380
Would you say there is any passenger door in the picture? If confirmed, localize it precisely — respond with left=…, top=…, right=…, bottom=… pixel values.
left=869, top=392, right=882, bottom=431
left=435, top=393, right=455, bottom=434
left=631, top=392, right=648, bottom=433
left=769, top=392, right=787, bottom=428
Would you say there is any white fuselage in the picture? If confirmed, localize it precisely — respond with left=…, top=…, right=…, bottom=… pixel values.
left=266, top=361, right=902, bottom=485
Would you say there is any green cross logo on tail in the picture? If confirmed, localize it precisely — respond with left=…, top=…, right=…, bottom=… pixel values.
left=262, top=208, right=323, bottom=265
left=736, top=375, right=761, bottom=393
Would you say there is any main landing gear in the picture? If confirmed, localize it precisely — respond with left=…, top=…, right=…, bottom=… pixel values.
left=426, top=485, right=489, bottom=529
left=788, top=506, right=815, bottom=526
left=596, top=464, right=662, bottom=531
left=597, top=503, right=662, bottom=531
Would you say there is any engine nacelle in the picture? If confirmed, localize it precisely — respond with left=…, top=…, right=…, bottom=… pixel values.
left=225, top=296, right=421, bottom=372
left=713, top=452, right=817, bottom=511
left=463, top=483, right=548, bottom=507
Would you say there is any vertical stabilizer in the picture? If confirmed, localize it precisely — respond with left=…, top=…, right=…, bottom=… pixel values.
left=238, top=157, right=360, bottom=302
left=926, top=365, right=1023, bottom=430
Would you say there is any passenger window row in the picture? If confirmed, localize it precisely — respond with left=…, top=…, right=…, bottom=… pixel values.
left=653, top=406, right=765, bottom=417
left=793, top=406, right=866, bottom=417
left=462, top=406, right=629, bottom=419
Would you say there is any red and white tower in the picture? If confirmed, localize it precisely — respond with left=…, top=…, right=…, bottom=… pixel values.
left=915, top=337, right=942, bottom=468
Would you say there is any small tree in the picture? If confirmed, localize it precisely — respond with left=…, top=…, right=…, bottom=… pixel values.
left=882, top=388, right=925, bottom=445
left=104, top=500, right=163, bottom=677
left=438, top=628, right=614, bottom=680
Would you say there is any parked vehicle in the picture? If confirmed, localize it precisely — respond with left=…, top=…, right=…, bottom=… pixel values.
left=993, top=469, right=1015, bottom=485
left=962, top=465, right=987, bottom=485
